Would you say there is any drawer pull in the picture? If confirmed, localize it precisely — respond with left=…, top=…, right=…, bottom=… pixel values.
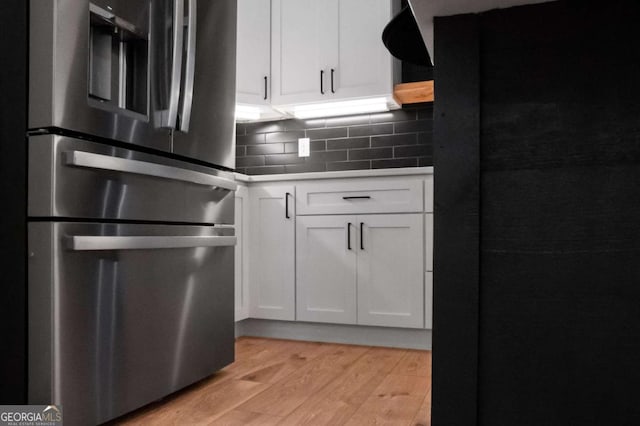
left=285, top=192, right=292, bottom=219
left=68, top=235, right=237, bottom=251
left=342, top=196, right=371, bottom=200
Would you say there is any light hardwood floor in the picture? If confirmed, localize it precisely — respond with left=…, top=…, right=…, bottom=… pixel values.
left=110, top=337, right=432, bottom=426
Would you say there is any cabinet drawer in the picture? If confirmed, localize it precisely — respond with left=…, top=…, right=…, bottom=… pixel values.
left=296, top=177, right=424, bottom=215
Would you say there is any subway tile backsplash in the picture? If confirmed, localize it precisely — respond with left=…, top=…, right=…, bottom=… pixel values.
left=235, top=103, right=433, bottom=175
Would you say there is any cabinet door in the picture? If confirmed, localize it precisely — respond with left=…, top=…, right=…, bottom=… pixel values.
left=357, top=214, right=424, bottom=328
left=249, top=184, right=295, bottom=320
left=296, top=215, right=357, bottom=324
left=329, top=0, right=396, bottom=100
left=271, top=0, right=335, bottom=105
left=236, top=0, right=271, bottom=105
left=234, top=185, right=250, bottom=321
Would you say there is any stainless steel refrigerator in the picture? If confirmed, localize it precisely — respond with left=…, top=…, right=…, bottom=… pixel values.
left=27, top=1, right=238, bottom=424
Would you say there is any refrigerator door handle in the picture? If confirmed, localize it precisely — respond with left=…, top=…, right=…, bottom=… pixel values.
left=161, top=0, right=184, bottom=129
left=64, top=150, right=238, bottom=191
left=67, top=235, right=237, bottom=251
left=179, top=0, right=197, bottom=132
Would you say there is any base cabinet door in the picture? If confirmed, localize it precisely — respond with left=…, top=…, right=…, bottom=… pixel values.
left=296, top=215, right=357, bottom=324
left=249, top=184, right=295, bottom=320
left=357, top=214, right=424, bottom=328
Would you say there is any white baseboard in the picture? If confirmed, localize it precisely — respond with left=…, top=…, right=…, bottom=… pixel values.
left=235, top=318, right=432, bottom=350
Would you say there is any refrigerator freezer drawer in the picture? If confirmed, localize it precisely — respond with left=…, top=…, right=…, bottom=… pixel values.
left=28, top=222, right=235, bottom=425
left=29, top=135, right=236, bottom=224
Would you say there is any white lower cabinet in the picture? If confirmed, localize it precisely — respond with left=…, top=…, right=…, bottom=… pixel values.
left=234, top=185, right=250, bottom=321
left=248, top=183, right=296, bottom=320
left=238, top=172, right=433, bottom=334
left=296, top=215, right=357, bottom=324
left=296, top=213, right=424, bottom=328
left=357, top=214, right=424, bottom=328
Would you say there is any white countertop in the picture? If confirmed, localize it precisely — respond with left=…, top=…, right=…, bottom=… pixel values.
left=234, top=166, right=433, bottom=183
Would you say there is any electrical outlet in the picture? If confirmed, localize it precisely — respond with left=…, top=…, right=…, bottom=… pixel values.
left=298, top=137, right=310, bottom=157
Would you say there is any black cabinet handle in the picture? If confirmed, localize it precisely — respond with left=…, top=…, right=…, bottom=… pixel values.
left=264, top=76, right=268, bottom=100
left=320, top=70, right=325, bottom=94
left=342, top=196, right=371, bottom=200
left=285, top=192, right=291, bottom=219
left=360, top=222, right=364, bottom=250
left=347, top=222, right=352, bottom=250
left=331, top=68, right=335, bottom=93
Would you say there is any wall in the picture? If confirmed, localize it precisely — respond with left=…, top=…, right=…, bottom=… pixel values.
left=235, top=104, right=433, bottom=175
left=0, top=0, right=27, bottom=403
left=433, top=1, right=640, bottom=425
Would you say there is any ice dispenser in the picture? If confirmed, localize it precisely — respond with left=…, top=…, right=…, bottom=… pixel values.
left=89, top=3, right=148, bottom=115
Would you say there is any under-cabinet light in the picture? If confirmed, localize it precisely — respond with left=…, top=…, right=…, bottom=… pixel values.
left=235, top=105, right=261, bottom=121
left=292, top=97, right=389, bottom=119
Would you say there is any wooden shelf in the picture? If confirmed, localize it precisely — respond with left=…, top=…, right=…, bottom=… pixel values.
left=393, top=80, right=434, bottom=105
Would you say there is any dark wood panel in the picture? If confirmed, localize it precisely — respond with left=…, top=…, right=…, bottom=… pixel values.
left=478, top=1, right=640, bottom=425
left=431, top=13, right=480, bottom=426
left=0, top=0, right=28, bottom=403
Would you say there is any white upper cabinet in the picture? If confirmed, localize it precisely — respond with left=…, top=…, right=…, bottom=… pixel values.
left=332, top=0, right=396, bottom=100
left=271, top=0, right=329, bottom=106
left=236, top=0, right=271, bottom=106
left=271, top=0, right=399, bottom=108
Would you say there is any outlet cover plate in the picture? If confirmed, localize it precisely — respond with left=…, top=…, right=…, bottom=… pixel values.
left=298, top=137, right=310, bottom=157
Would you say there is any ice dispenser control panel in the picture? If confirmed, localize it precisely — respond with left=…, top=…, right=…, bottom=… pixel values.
left=89, top=3, right=149, bottom=116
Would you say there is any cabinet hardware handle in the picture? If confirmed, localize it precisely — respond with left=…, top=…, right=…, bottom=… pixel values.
left=320, top=70, right=325, bottom=94
left=347, top=222, right=352, bottom=250
left=285, top=192, right=291, bottom=219
left=68, top=235, right=236, bottom=251
left=264, top=76, right=268, bottom=100
left=178, top=0, right=197, bottom=132
left=360, top=222, right=364, bottom=250
left=65, top=150, right=237, bottom=191
left=331, top=68, right=335, bottom=93
left=342, top=196, right=371, bottom=200
left=162, top=0, right=184, bottom=129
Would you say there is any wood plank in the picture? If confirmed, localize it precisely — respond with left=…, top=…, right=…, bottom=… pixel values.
left=235, top=336, right=272, bottom=358
left=348, top=346, right=407, bottom=375
left=235, top=340, right=331, bottom=384
left=411, top=389, right=432, bottom=426
left=392, top=350, right=432, bottom=377
left=345, top=374, right=428, bottom=426
left=234, top=345, right=368, bottom=417
left=393, top=80, right=434, bottom=105
left=221, top=339, right=327, bottom=384
left=119, top=379, right=269, bottom=425
left=279, top=345, right=394, bottom=425
left=208, top=409, right=282, bottom=426
left=111, top=338, right=431, bottom=425
left=432, top=12, right=481, bottom=426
